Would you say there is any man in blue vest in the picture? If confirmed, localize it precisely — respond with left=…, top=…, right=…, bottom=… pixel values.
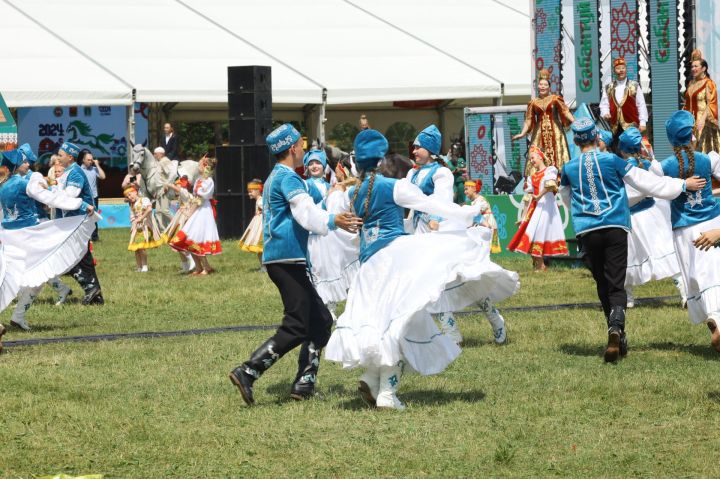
left=229, top=124, right=362, bottom=405
left=56, top=142, right=104, bottom=305
left=560, top=119, right=705, bottom=362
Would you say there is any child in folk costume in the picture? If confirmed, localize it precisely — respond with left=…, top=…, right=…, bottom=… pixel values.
left=237, top=179, right=264, bottom=269
left=304, top=149, right=360, bottom=321
left=508, top=146, right=568, bottom=271
left=165, top=175, right=196, bottom=273
left=464, top=179, right=501, bottom=253
left=559, top=118, right=705, bottom=362
left=125, top=185, right=166, bottom=272
left=169, top=156, right=222, bottom=275
left=617, top=128, right=686, bottom=307
left=325, top=130, right=520, bottom=410
left=461, top=178, right=508, bottom=344
left=648, top=110, right=720, bottom=352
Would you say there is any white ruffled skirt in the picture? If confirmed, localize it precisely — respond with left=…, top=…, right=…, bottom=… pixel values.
left=325, top=227, right=520, bottom=375
left=308, top=230, right=360, bottom=304
left=673, top=215, right=720, bottom=325
left=626, top=200, right=680, bottom=287
left=0, top=214, right=98, bottom=311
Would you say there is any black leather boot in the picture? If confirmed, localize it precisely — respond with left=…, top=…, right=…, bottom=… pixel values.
left=229, top=339, right=281, bottom=405
left=290, top=342, right=321, bottom=400
left=604, top=306, right=625, bottom=363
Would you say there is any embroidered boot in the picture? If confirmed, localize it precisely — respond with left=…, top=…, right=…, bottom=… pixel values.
left=672, top=274, right=687, bottom=308
left=290, top=342, right=321, bottom=400
left=480, top=298, right=507, bottom=344
left=229, top=339, right=282, bottom=406
left=11, top=288, right=38, bottom=331
left=437, top=312, right=462, bottom=345
left=376, top=362, right=405, bottom=411
left=50, top=278, right=73, bottom=306
left=604, top=306, right=626, bottom=363
left=358, top=366, right=380, bottom=407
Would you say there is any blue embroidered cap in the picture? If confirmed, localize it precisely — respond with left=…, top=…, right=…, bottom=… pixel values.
left=266, top=123, right=301, bottom=155
left=354, top=129, right=389, bottom=170
left=413, top=124, right=442, bottom=155
left=60, top=142, right=80, bottom=158
left=618, top=127, right=642, bottom=154
left=665, top=110, right=694, bottom=147
left=303, top=148, right=328, bottom=170
left=598, top=129, right=613, bottom=147
left=18, top=143, right=38, bottom=164
left=571, top=118, right=597, bottom=142
left=1, top=149, right=23, bottom=169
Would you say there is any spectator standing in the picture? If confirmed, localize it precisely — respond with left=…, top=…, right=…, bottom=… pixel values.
left=161, top=122, right=180, bottom=160
left=79, top=149, right=106, bottom=241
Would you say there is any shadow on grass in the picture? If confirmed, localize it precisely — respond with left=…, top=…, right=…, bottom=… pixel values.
left=337, top=388, right=486, bottom=410
left=559, top=341, right=720, bottom=360
left=707, top=391, right=720, bottom=403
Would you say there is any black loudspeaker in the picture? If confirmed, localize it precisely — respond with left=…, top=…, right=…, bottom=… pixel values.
left=228, top=66, right=271, bottom=93
left=228, top=92, right=272, bottom=120
left=214, top=145, right=273, bottom=238
left=228, top=118, right=272, bottom=145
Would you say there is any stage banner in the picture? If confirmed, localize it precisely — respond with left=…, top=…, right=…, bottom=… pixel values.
left=502, top=112, right=527, bottom=175
left=574, top=0, right=601, bottom=103
left=484, top=194, right=575, bottom=257
left=0, top=92, right=17, bottom=151
left=649, top=0, right=679, bottom=159
left=609, top=0, right=639, bottom=79
left=465, top=112, right=494, bottom=194
left=17, top=103, right=149, bottom=168
left=533, top=0, right=564, bottom=94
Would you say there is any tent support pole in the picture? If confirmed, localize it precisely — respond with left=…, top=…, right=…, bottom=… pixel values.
left=318, top=88, right=327, bottom=147
left=127, top=89, right=136, bottom=164
left=436, top=99, right=454, bottom=153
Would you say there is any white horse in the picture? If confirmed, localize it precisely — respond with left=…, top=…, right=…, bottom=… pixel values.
left=129, top=144, right=200, bottom=230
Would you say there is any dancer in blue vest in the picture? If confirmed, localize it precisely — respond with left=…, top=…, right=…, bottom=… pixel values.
left=326, top=129, right=519, bottom=410
left=559, top=118, right=705, bottom=362
left=304, top=148, right=360, bottom=322
left=617, top=128, right=685, bottom=308
left=56, top=142, right=104, bottom=305
left=0, top=145, right=97, bottom=329
left=9, top=144, right=74, bottom=330
left=229, top=124, right=362, bottom=405
left=647, top=110, right=720, bottom=352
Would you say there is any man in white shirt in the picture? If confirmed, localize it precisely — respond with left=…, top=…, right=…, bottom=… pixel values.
left=599, top=57, right=648, bottom=151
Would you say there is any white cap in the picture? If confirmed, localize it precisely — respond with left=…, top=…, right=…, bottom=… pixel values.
left=154, top=147, right=165, bottom=154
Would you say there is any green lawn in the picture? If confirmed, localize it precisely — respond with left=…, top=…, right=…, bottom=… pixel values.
left=1, top=229, right=718, bottom=478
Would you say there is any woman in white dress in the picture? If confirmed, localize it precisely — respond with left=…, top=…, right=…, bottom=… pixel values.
left=238, top=179, right=265, bottom=270
left=507, top=146, right=568, bottom=271
left=648, top=110, right=720, bottom=352
left=325, top=130, right=520, bottom=410
left=169, top=156, right=221, bottom=275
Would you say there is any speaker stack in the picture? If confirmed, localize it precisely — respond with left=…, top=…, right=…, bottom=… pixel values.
left=215, top=66, right=273, bottom=238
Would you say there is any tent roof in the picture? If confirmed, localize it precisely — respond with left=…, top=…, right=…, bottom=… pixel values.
left=1, top=0, right=532, bottom=107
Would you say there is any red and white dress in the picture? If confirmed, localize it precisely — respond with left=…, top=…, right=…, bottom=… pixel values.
left=169, top=176, right=222, bottom=256
left=507, top=166, right=568, bottom=257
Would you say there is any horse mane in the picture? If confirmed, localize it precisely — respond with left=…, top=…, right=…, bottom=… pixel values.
left=379, top=153, right=413, bottom=179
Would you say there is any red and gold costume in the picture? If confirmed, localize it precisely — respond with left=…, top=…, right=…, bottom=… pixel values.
left=600, top=58, right=648, bottom=135
left=521, top=70, right=574, bottom=174
left=684, top=50, right=720, bottom=153
left=507, top=148, right=568, bottom=257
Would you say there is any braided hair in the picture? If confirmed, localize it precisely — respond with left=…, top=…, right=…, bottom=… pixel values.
left=349, top=169, right=377, bottom=222
left=672, top=145, right=696, bottom=179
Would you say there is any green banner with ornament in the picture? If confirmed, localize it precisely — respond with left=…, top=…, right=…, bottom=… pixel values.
left=486, top=194, right=577, bottom=257
left=0, top=91, right=17, bottom=152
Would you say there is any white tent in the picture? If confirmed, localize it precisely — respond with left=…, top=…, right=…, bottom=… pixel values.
left=0, top=0, right=532, bottom=108
left=1, top=0, right=132, bottom=107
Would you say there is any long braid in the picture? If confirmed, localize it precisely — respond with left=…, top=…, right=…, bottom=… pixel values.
left=361, top=171, right=377, bottom=221
left=673, top=146, right=686, bottom=179
left=350, top=170, right=366, bottom=216
left=685, top=146, right=696, bottom=177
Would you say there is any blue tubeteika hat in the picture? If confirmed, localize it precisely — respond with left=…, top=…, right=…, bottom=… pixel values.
left=60, top=142, right=80, bottom=158
left=354, top=129, right=389, bottom=170
left=266, top=123, right=301, bottom=155
left=665, top=110, right=695, bottom=147
left=303, top=148, right=328, bottom=170
left=413, top=124, right=442, bottom=156
left=571, top=118, right=597, bottom=142
left=618, top=127, right=643, bottom=154
left=18, top=143, right=37, bottom=164
left=1, top=149, right=23, bottom=170
left=597, top=129, right=613, bottom=147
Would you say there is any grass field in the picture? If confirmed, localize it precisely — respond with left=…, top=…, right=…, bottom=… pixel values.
left=1, top=229, right=719, bottom=478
